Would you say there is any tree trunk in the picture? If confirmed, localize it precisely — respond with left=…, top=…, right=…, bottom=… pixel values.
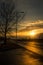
left=4, top=18, right=8, bottom=45
left=4, top=31, right=7, bottom=44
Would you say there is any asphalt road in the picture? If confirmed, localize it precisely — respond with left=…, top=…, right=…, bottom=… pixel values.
left=0, top=41, right=43, bottom=65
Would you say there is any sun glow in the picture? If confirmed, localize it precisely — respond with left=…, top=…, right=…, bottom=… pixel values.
left=29, top=30, right=37, bottom=36
left=30, top=31, right=36, bottom=36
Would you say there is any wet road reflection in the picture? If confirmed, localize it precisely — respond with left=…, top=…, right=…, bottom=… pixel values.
left=0, top=41, right=43, bottom=65
left=25, top=41, right=43, bottom=56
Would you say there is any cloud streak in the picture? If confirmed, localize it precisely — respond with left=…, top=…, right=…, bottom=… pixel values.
left=18, top=20, right=43, bottom=32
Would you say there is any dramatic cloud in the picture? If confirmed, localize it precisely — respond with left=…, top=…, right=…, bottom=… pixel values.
left=18, top=20, right=43, bottom=32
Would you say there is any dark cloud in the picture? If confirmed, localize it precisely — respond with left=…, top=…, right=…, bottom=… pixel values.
left=1, top=0, right=43, bottom=20
left=16, top=0, right=43, bottom=20
left=1, top=0, right=43, bottom=21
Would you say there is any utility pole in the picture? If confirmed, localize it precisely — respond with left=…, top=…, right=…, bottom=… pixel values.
left=15, top=11, right=24, bottom=43
left=15, top=0, right=24, bottom=43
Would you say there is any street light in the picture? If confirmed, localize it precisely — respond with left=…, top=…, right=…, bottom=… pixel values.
left=15, top=11, right=24, bottom=42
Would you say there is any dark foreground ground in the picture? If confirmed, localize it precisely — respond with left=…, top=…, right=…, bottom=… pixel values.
left=0, top=40, right=43, bottom=65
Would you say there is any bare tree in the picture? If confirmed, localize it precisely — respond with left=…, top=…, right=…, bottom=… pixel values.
left=0, top=0, right=16, bottom=44
left=0, top=0, right=25, bottom=44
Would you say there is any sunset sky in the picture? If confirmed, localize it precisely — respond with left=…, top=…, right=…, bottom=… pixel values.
left=1, top=0, right=43, bottom=37
left=12, top=0, right=43, bottom=37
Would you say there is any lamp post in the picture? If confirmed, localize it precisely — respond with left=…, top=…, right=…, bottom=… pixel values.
left=15, top=11, right=24, bottom=43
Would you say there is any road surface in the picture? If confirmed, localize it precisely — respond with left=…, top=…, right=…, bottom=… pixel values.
left=0, top=41, right=43, bottom=65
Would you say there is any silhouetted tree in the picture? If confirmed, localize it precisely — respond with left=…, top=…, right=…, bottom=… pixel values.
left=0, top=0, right=16, bottom=44
left=0, top=0, right=25, bottom=44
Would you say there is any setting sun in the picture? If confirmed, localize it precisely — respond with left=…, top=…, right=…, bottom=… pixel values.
left=29, top=30, right=37, bottom=37
left=30, top=31, right=35, bottom=36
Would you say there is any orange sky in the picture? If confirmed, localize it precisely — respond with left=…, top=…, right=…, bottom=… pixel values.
left=7, top=20, right=43, bottom=38
left=11, top=20, right=43, bottom=37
